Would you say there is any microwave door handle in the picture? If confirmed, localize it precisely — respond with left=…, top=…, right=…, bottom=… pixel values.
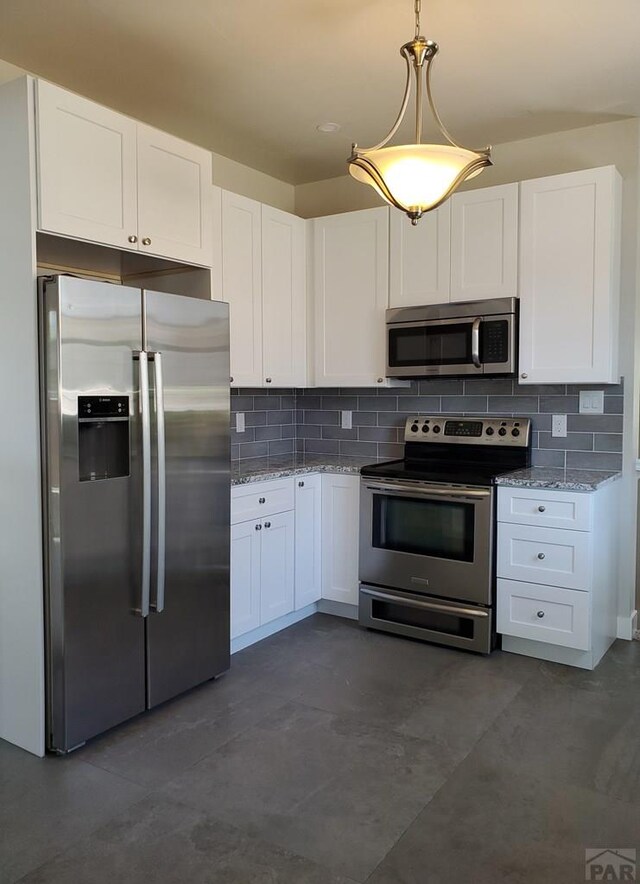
left=471, top=317, right=482, bottom=368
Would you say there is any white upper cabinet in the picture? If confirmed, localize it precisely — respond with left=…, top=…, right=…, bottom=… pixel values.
left=136, top=125, right=212, bottom=266
left=389, top=202, right=451, bottom=307
left=313, top=207, right=390, bottom=387
left=36, top=81, right=212, bottom=265
left=518, top=166, right=621, bottom=385
left=450, top=183, right=519, bottom=301
left=221, top=191, right=263, bottom=386
left=36, top=80, right=138, bottom=250
left=261, top=205, right=306, bottom=387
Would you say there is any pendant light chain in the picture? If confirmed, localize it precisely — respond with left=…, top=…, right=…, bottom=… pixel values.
left=414, top=0, right=421, bottom=37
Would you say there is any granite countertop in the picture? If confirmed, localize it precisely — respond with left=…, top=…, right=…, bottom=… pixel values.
left=494, top=467, right=622, bottom=492
left=231, top=454, right=386, bottom=485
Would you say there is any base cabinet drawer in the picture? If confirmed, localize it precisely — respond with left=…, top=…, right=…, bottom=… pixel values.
left=497, top=579, right=590, bottom=650
left=498, top=487, right=592, bottom=531
left=497, top=522, right=591, bottom=590
left=231, top=477, right=295, bottom=524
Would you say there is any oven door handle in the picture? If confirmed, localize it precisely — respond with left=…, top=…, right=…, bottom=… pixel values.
left=471, top=317, right=482, bottom=368
left=360, top=587, right=489, bottom=619
left=363, top=481, right=491, bottom=501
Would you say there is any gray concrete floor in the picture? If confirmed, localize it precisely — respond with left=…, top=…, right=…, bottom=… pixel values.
left=2, top=614, right=639, bottom=883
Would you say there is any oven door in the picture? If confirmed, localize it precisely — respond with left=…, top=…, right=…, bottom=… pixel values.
left=359, top=478, right=494, bottom=605
left=359, top=585, right=493, bottom=654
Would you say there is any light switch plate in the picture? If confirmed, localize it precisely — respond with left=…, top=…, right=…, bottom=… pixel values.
left=236, top=412, right=245, bottom=433
left=552, top=414, right=567, bottom=438
left=579, top=391, right=604, bottom=414
left=341, top=410, right=352, bottom=430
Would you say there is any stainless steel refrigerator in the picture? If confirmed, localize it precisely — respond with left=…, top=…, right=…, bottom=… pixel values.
left=39, top=275, right=230, bottom=753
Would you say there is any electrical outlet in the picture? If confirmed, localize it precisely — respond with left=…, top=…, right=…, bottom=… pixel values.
left=236, top=412, right=245, bottom=433
left=552, top=414, right=567, bottom=438
left=341, top=410, right=352, bottom=430
left=579, top=391, right=604, bottom=414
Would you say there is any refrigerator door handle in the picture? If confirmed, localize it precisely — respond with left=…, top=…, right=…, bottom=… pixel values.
left=152, top=352, right=166, bottom=613
left=136, top=350, right=151, bottom=618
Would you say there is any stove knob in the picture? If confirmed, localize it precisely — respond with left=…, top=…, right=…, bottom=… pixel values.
left=422, top=425, right=430, bottom=433
left=498, top=428, right=507, bottom=437
left=485, top=427, right=494, bottom=436
left=512, top=428, right=520, bottom=437
left=410, top=424, right=419, bottom=433
left=432, top=425, right=441, bottom=434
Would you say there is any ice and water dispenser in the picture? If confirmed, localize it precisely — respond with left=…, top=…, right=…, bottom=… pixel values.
left=78, top=396, right=130, bottom=481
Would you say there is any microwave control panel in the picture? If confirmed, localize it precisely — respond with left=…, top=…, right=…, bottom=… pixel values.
left=404, top=415, right=531, bottom=447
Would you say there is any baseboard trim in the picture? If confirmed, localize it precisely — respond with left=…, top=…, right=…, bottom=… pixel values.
left=317, top=599, right=358, bottom=620
left=231, top=603, right=319, bottom=654
left=616, top=610, right=638, bottom=641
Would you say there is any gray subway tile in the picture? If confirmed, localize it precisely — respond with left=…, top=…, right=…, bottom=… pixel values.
left=513, top=382, right=566, bottom=395
left=232, top=427, right=255, bottom=443
left=567, top=414, right=623, bottom=433
left=538, top=432, right=594, bottom=451
left=303, top=410, right=339, bottom=426
left=254, top=425, right=282, bottom=443
left=594, top=434, right=623, bottom=453
left=280, top=395, right=296, bottom=410
left=304, top=439, right=340, bottom=455
left=531, top=448, right=566, bottom=468
left=235, top=387, right=265, bottom=395
left=394, top=396, right=441, bottom=413
left=604, top=396, right=624, bottom=414
left=488, top=396, right=538, bottom=414
left=378, top=382, right=420, bottom=396
left=464, top=379, right=513, bottom=395
left=321, top=395, right=358, bottom=411
left=321, top=426, right=358, bottom=441
left=297, top=396, right=322, bottom=411
left=529, top=414, right=552, bottom=433
left=352, top=411, right=377, bottom=427
left=297, top=424, right=322, bottom=440
left=378, top=443, right=405, bottom=459
left=442, top=396, right=489, bottom=413
left=230, top=395, right=254, bottom=411
left=566, top=451, right=623, bottom=471
left=376, top=412, right=408, bottom=428
left=245, top=411, right=267, bottom=428
left=338, top=387, right=376, bottom=396
left=267, top=410, right=294, bottom=425
left=539, top=395, right=580, bottom=414
left=237, top=442, right=269, bottom=459
left=567, top=382, right=624, bottom=395
left=359, top=396, right=397, bottom=411
left=357, top=426, right=399, bottom=444
left=231, top=443, right=240, bottom=461
left=268, top=439, right=295, bottom=456
left=280, top=425, right=297, bottom=440
left=339, top=440, right=378, bottom=457
left=418, top=379, right=464, bottom=395
left=253, top=396, right=282, bottom=411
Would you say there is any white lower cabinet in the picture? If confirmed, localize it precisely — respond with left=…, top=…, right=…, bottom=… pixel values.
left=260, top=510, right=295, bottom=625
left=321, top=473, right=360, bottom=606
left=294, top=474, right=322, bottom=610
left=497, top=482, right=619, bottom=669
left=230, top=519, right=261, bottom=639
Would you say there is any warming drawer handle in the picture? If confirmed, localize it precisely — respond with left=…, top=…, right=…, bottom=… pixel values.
left=360, top=587, right=489, bottom=619
left=364, top=481, right=490, bottom=501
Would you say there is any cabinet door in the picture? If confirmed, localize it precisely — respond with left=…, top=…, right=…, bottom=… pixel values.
left=294, top=474, right=322, bottom=610
left=137, top=125, right=212, bottom=266
left=450, top=183, right=518, bottom=301
left=321, top=474, right=360, bottom=606
left=518, top=166, right=621, bottom=385
left=389, top=203, right=451, bottom=306
left=260, top=510, right=295, bottom=625
left=262, top=205, right=307, bottom=387
left=36, top=80, right=138, bottom=249
left=231, top=520, right=261, bottom=639
left=221, top=191, right=263, bottom=387
left=313, top=208, right=389, bottom=386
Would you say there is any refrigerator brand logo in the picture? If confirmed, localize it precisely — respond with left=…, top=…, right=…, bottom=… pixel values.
left=585, top=849, right=636, bottom=881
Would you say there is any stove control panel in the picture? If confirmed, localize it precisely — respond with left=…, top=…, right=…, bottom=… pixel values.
left=405, top=415, right=531, bottom=447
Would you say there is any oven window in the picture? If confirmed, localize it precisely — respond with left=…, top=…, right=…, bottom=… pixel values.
left=372, top=495, right=475, bottom=562
left=388, top=323, right=473, bottom=368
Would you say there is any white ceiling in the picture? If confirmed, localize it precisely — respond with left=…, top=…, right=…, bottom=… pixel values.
left=0, top=1, right=638, bottom=184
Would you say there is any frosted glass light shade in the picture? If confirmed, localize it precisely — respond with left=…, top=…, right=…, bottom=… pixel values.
left=349, top=143, right=491, bottom=221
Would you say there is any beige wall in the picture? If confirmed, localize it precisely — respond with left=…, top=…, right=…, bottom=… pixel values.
left=212, top=153, right=295, bottom=213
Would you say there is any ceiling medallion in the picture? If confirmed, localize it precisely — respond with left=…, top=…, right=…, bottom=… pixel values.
left=348, top=0, right=492, bottom=224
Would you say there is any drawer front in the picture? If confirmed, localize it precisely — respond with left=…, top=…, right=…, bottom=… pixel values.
left=497, top=487, right=592, bottom=532
left=231, top=477, right=295, bottom=524
left=497, top=523, right=591, bottom=590
left=497, top=579, right=590, bottom=650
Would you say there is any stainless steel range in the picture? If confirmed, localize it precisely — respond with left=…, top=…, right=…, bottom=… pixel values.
left=359, top=415, right=531, bottom=654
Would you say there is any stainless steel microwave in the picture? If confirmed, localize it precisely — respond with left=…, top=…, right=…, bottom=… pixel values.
left=386, top=298, right=518, bottom=379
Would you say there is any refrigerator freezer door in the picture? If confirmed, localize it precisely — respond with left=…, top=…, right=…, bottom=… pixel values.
left=144, top=291, right=230, bottom=707
left=40, top=276, right=146, bottom=752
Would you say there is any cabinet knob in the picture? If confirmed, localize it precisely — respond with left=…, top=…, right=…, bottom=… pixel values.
left=128, top=234, right=138, bottom=244
left=536, top=610, right=545, bottom=619
left=142, top=237, right=152, bottom=246
left=255, top=523, right=262, bottom=531
left=377, top=378, right=384, bottom=384
left=264, top=521, right=271, bottom=528
left=298, top=481, right=304, bottom=487
left=230, top=376, right=234, bottom=383
left=258, top=497, right=266, bottom=504
left=538, top=505, right=546, bottom=513
left=521, top=373, right=528, bottom=379
left=265, top=378, right=272, bottom=384
left=537, top=552, right=546, bottom=560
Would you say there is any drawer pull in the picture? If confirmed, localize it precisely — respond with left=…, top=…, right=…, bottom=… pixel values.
left=536, top=610, right=545, bottom=619
left=537, top=552, right=546, bottom=560
left=259, top=497, right=266, bottom=504
left=537, top=505, right=546, bottom=513
left=255, top=524, right=262, bottom=531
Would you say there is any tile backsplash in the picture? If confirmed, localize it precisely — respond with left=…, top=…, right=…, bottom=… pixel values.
left=232, top=378, right=624, bottom=471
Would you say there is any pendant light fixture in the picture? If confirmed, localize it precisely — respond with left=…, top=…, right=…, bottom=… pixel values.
left=348, top=0, right=492, bottom=225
